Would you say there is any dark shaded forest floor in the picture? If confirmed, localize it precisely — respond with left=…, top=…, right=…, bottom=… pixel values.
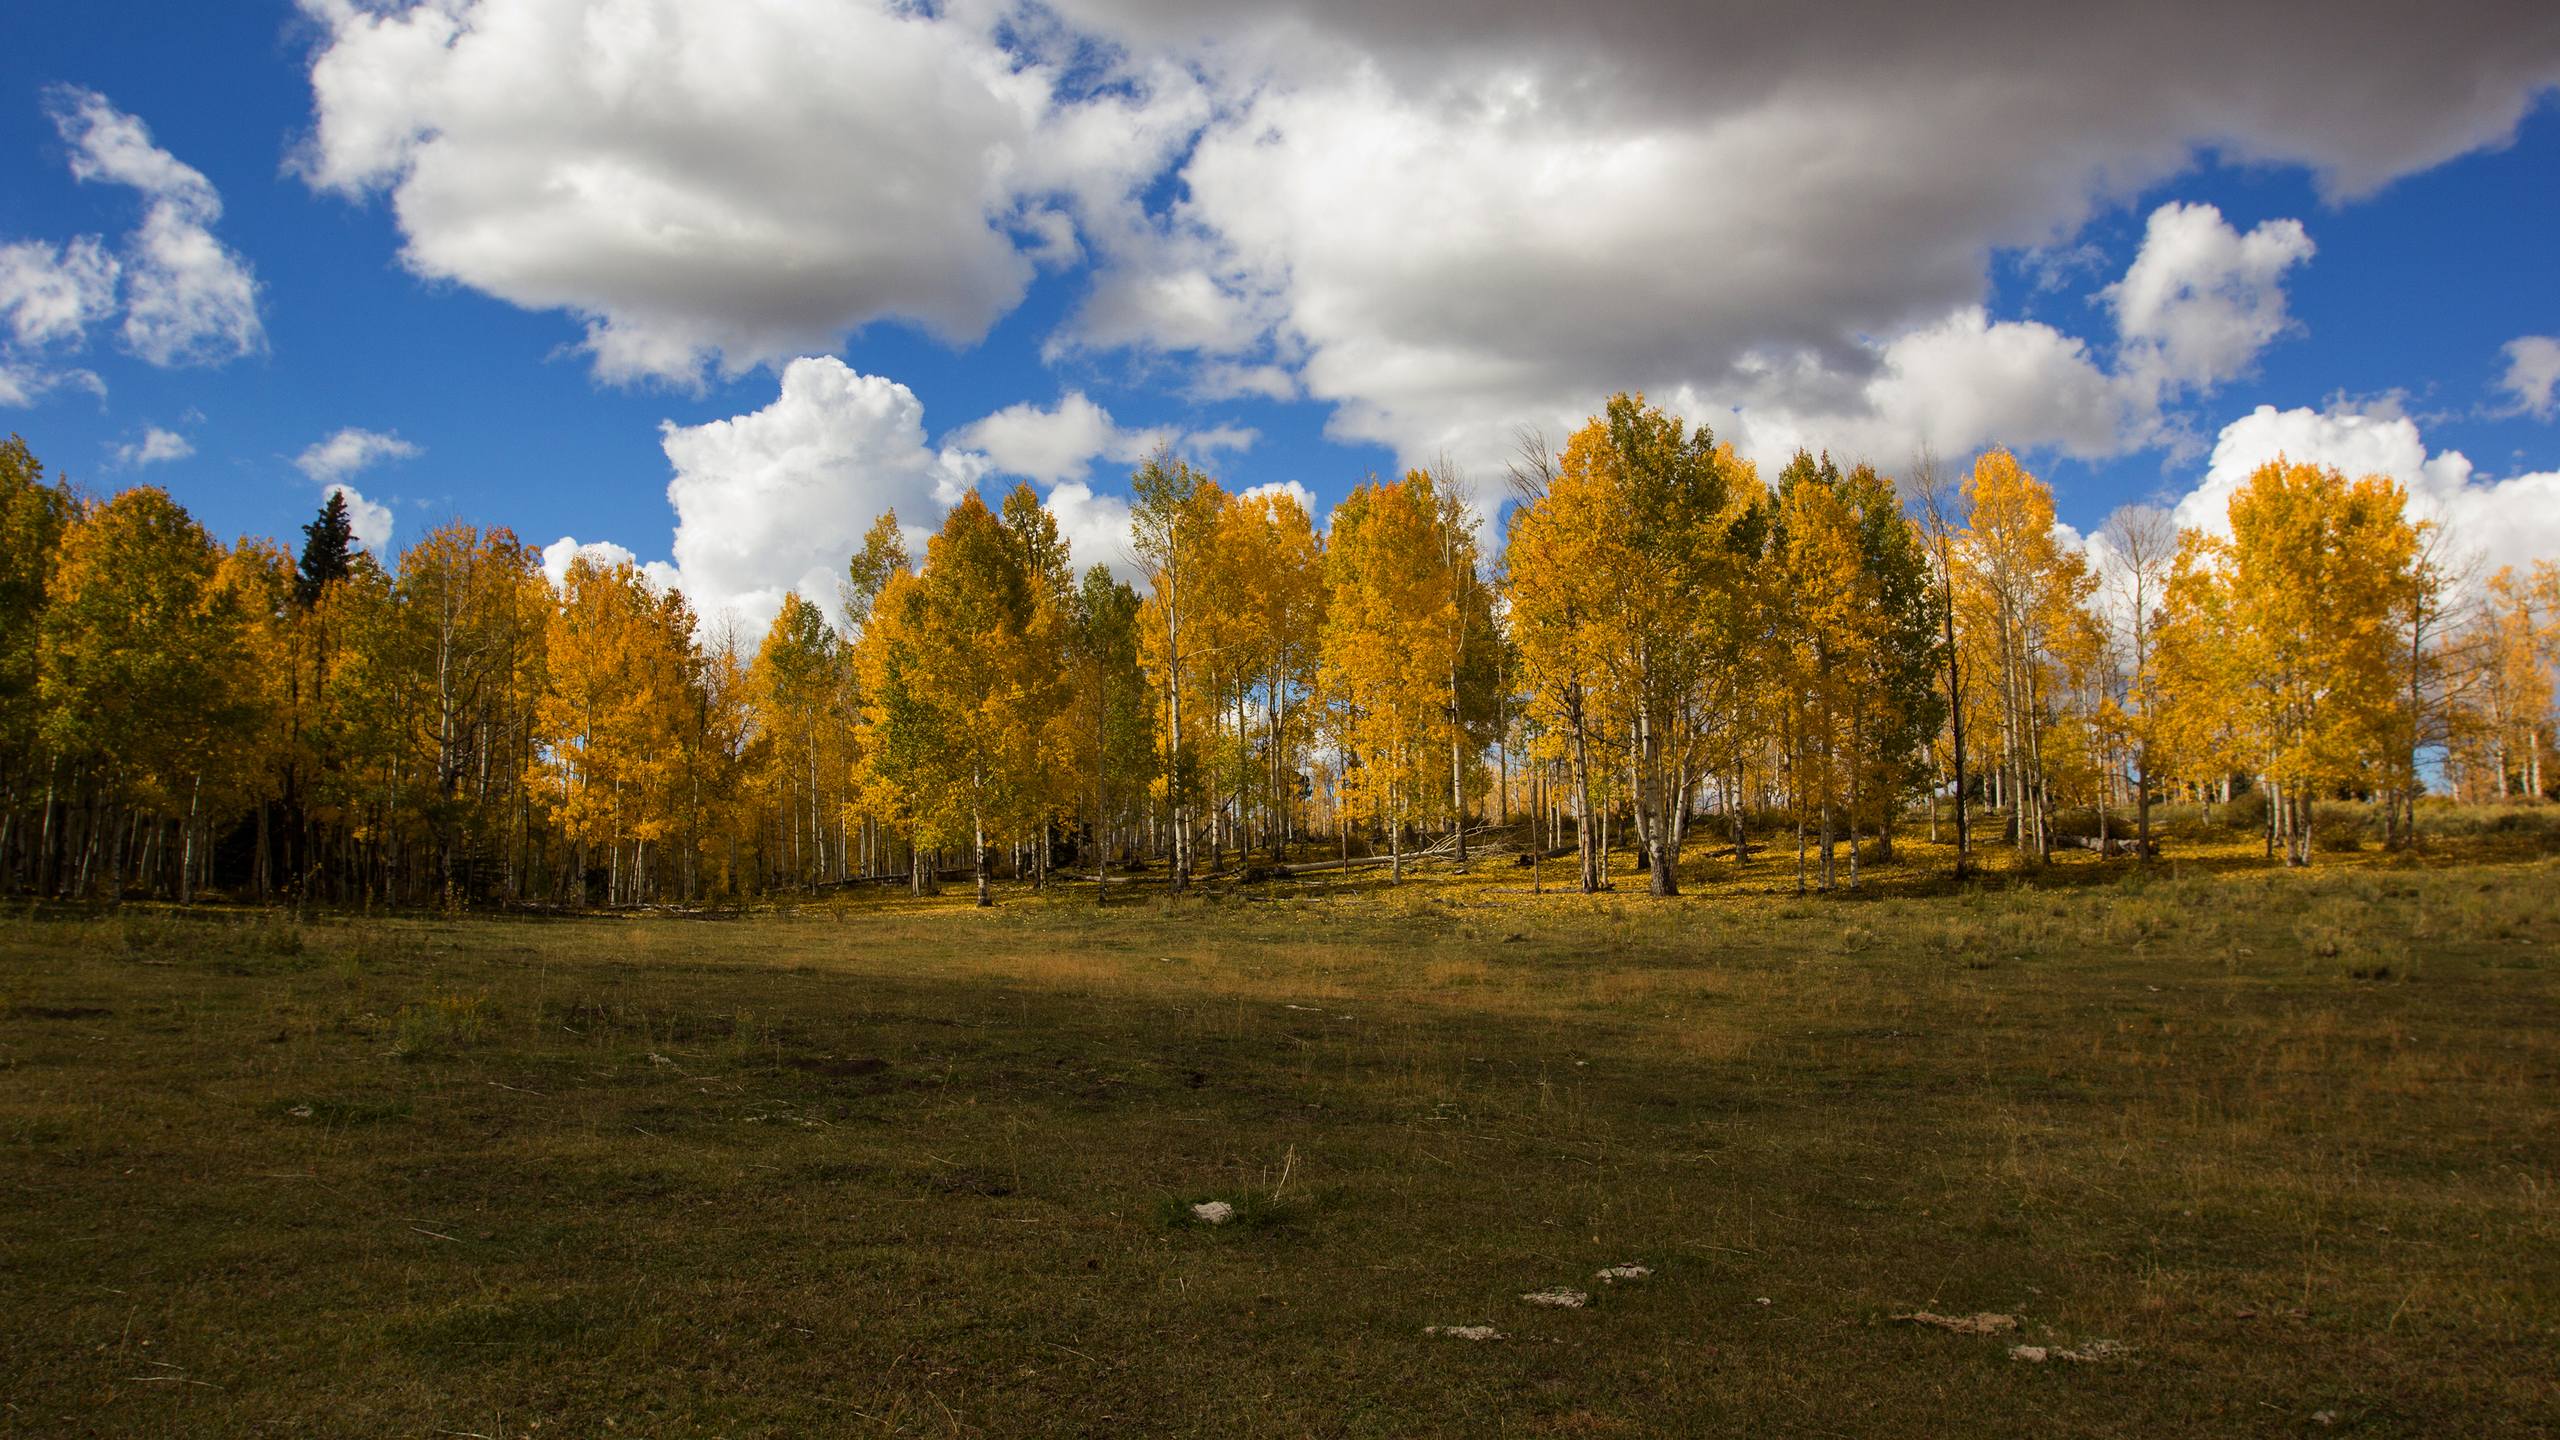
left=4, top=838, right=2556, bottom=1436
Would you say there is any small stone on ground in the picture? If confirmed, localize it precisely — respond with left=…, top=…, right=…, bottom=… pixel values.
left=1522, top=1287, right=1590, bottom=1308
left=1191, top=1201, right=1235, bottom=1224
left=1595, top=1264, right=1651, bottom=1283
left=1424, top=1325, right=1504, bottom=1341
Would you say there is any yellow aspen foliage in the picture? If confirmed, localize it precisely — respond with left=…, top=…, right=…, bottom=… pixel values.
left=2161, top=459, right=2418, bottom=862
left=2463, top=565, right=2554, bottom=799
left=37, top=487, right=252, bottom=897
left=851, top=492, right=1067, bottom=906
left=1506, top=394, right=1748, bottom=895
left=1318, top=468, right=1479, bottom=882
left=747, top=591, right=854, bottom=890
left=530, top=556, right=702, bottom=903
left=1129, top=453, right=1228, bottom=888
left=1952, top=449, right=2098, bottom=862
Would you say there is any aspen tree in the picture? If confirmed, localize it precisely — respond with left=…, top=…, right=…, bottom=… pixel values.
left=2166, top=459, right=2419, bottom=862
left=1953, top=450, right=2097, bottom=862
left=2099, top=505, right=2177, bottom=860
left=1319, top=471, right=1462, bottom=881
left=1130, top=453, right=1225, bottom=890
left=38, top=488, right=250, bottom=899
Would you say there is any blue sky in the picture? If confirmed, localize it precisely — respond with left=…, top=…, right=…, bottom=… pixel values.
left=3, top=2, right=2555, bottom=635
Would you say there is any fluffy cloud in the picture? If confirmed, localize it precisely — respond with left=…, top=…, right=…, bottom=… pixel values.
left=46, top=88, right=263, bottom=367
left=296, top=426, right=422, bottom=483
left=1040, top=480, right=1138, bottom=581
left=1238, top=478, right=1320, bottom=517
left=296, top=0, right=1205, bottom=385
left=112, top=425, right=193, bottom=468
left=543, top=359, right=1171, bottom=630
left=326, top=483, right=397, bottom=553
left=539, top=535, right=644, bottom=589
left=1050, top=0, right=2552, bottom=475
left=946, top=389, right=1257, bottom=486
left=1, top=90, right=260, bottom=400
left=2105, top=202, right=2315, bottom=396
left=2499, top=336, right=2560, bottom=420
left=1672, top=203, right=2314, bottom=481
left=1699, top=308, right=2134, bottom=475
left=947, top=392, right=1132, bottom=486
left=290, top=1, right=2560, bottom=510
left=2175, top=401, right=2560, bottom=582
left=648, top=356, right=982, bottom=635
left=0, top=237, right=119, bottom=348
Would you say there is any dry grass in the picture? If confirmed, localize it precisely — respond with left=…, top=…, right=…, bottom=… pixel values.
left=1, top=835, right=2555, bottom=1436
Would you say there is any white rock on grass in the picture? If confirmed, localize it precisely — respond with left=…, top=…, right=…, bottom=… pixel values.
left=1595, top=1264, right=1651, bottom=1283
left=1424, top=1325, right=1505, bottom=1341
left=1190, top=1201, right=1236, bottom=1224
left=1521, top=1287, right=1590, bottom=1308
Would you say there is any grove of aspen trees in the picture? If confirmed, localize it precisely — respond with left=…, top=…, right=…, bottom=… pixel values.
left=1, top=392, right=2552, bottom=909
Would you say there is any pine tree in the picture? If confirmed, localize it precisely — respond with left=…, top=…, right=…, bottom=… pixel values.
left=295, top=491, right=357, bottom=609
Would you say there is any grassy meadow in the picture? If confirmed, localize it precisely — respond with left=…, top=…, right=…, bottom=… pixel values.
left=3, top=832, right=2557, bottom=1437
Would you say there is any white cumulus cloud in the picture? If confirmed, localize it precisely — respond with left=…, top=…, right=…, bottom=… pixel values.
left=0, top=237, right=120, bottom=349
left=1041, top=480, right=1138, bottom=582
left=288, top=0, right=2560, bottom=487
left=539, top=535, right=644, bottom=589
left=2499, top=335, right=2560, bottom=420
left=1238, top=478, right=1320, bottom=516
left=2105, top=202, right=2315, bottom=397
left=1700, top=307, right=2136, bottom=476
left=296, top=426, right=422, bottom=483
left=541, top=360, right=1176, bottom=628
left=112, top=425, right=193, bottom=468
left=1052, top=0, right=2551, bottom=478
left=947, top=391, right=1130, bottom=486
left=650, top=356, right=983, bottom=636
left=295, top=0, right=1206, bottom=386
left=1668, top=203, right=2319, bottom=483
left=946, top=389, right=1256, bottom=487
left=2, top=90, right=260, bottom=399
left=46, top=87, right=263, bottom=368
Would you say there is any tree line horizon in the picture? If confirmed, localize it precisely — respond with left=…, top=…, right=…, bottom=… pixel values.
left=0, top=391, right=2552, bottom=909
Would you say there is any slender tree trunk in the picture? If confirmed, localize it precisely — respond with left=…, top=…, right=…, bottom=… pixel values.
left=1638, top=712, right=1678, bottom=898
left=974, top=806, right=991, bottom=907
left=1846, top=697, right=1863, bottom=888
left=2136, top=741, right=2153, bottom=862
left=1389, top=772, right=1404, bottom=884
left=178, top=775, right=200, bottom=905
left=1570, top=700, right=1599, bottom=893
left=1338, top=745, right=1352, bottom=875
left=1937, top=529, right=1970, bottom=877
left=37, top=764, right=58, bottom=898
